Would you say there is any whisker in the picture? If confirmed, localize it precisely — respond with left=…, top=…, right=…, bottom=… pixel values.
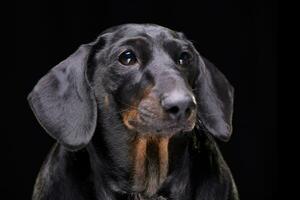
left=117, top=101, right=139, bottom=110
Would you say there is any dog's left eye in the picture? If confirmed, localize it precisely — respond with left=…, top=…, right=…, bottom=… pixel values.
left=119, top=50, right=138, bottom=66
left=178, top=52, right=191, bottom=66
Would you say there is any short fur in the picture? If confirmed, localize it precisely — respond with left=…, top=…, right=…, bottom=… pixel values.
left=28, top=24, right=239, bottom=200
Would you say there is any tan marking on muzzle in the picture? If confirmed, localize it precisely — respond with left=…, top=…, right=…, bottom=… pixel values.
left=122, top=109, right=138, bottom=130
left=122, top=84, right=155, bottom=130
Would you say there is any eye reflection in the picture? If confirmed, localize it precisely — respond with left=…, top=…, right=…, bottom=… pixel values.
left=119, top=50, right=138, bottom=66
left=178, top=52, right=191, bottom=66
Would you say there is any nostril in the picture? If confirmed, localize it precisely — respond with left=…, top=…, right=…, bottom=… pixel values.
left=185, top=107, right=192, bottom=118
left=186, top=101, right=196, bottom=117
left=162, top=93, right=196, bottom=121
left=166, top=106, right=180, bottom=115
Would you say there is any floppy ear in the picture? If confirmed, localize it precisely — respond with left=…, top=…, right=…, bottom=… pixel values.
left=195, top=56, right=234, bottom=142
left=28, top=44, right=97, bottom=151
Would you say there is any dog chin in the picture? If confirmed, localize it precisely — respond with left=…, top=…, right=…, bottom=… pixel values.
left=125, top=120, right=195, bottom=137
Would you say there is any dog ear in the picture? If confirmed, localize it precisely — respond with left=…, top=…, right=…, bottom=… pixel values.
left=195, top=55, right=234, bottom=142
left=28, top=42, right=99, bottom=151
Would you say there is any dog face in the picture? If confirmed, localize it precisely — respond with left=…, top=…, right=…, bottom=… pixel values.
left=91, top=25, right=199, bottom=136
left=28, top=24, right=234, bottom=151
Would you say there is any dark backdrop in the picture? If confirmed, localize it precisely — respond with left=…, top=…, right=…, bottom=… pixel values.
left=12, top=0, right=277, bottom=199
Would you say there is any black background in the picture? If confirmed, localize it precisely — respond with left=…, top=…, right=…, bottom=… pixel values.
left=12, top=0, right=277, bottom=199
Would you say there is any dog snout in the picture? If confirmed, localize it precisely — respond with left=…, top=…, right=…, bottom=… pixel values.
left=161, top=90, right=196, bottom=121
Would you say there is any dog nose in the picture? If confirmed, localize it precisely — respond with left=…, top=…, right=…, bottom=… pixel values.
left=162, top=91, right=196, bottom=121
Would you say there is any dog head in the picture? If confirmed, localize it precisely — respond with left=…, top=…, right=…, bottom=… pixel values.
left=28, top=24, right=234, bottom=151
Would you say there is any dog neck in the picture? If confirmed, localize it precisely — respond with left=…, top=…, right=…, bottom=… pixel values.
left=131, top=136, right=170, bottom=197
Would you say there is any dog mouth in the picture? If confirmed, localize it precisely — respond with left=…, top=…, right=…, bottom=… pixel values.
left=122, top=108, right=196, bottom=135
left=121, top=90, right=197, bottom=135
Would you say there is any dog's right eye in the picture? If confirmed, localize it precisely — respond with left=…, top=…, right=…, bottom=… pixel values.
left=118, top=50, right=138, bottom=66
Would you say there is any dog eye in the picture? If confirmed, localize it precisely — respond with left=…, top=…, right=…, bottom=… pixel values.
left=178, top=52, right=191, bottom=66
left=119, top=50, right=138, bottom=66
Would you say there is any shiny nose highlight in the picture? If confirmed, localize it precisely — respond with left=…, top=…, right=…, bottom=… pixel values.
left=161, top=91, right=196, bottom=121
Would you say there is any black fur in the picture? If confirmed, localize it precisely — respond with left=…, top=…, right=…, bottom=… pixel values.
left=28, top=24, right=239, bottom=200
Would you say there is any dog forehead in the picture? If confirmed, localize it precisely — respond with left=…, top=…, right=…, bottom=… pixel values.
left=107, top=24, right=183, bottom=43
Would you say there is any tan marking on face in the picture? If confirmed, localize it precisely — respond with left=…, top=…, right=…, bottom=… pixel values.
left=158, top=137, right=169, bottom=184
left=141, top=85, right=153, bottom=100
left=104, top=95, right=110, bottom=111
left=122, top=109, right=138, bottom=130
left=132, top=137, right=147, bottom=192
left=121, top=84, right=157, bottom=131
left=131, top=136, right=170, bottom=197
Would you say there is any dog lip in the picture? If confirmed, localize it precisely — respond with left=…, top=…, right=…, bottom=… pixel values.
left=125, top=109, right=196, bottom=133
left=127, top=117, right=184, bottom=133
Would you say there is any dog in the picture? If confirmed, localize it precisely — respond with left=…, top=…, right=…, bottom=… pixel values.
left=28, top=24, right=239, bottom=200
